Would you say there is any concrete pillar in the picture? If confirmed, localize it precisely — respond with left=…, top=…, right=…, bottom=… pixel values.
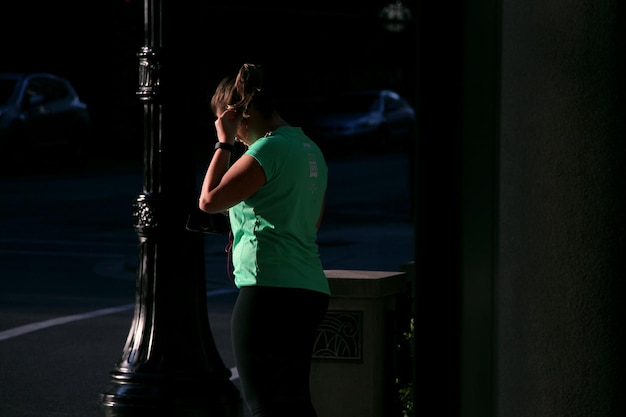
left=498, top=0, right=626, bottom=415
left=310, top=270, right=409, bottom=417
left=415, top=0, right=626, bottom=416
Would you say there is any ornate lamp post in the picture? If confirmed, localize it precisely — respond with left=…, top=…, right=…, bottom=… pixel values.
left=98, top=1, right=242, bottom=415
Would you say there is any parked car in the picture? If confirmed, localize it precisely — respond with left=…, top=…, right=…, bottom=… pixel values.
left=0, top=72, right=90, bottom=172
left=304, top=89, right=416, bottom=153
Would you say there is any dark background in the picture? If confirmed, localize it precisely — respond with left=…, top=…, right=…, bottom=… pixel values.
left=0, top=0, right=416, bottom=161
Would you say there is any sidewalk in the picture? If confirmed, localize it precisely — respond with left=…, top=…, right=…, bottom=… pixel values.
left=0, top=288, right=248, bottom=417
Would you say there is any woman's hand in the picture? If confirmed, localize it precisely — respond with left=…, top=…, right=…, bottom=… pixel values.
left=215, top=109, right=243, bottom=145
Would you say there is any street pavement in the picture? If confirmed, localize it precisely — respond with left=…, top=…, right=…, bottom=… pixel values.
left=0, top=289, right=243, bottom=417
left=0, top=153, right=414, bottom=417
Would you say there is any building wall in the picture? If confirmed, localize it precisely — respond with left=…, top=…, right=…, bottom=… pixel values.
left=415, top=0, right=626, bottom=416
left=497, top=0, right=626, bottom=415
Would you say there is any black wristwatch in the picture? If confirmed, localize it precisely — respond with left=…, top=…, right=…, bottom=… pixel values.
left=214, top=142, right=235, bottom=152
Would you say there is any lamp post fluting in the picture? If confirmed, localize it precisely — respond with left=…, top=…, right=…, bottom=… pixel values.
left=98, top=1, right=242, bottom=416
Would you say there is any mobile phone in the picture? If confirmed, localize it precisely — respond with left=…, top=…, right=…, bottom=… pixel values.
left=186, top=208, right=230, bottom=235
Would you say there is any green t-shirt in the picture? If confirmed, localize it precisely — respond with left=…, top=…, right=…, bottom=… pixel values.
left=228, top=126, right=330, bottom=294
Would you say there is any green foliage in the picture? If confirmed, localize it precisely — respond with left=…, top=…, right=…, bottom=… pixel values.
left=396, top=317, right=414, bottom=417
left=398, top=383, right=414, bottom=417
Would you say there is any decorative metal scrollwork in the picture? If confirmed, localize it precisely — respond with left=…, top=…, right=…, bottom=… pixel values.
left=133, top=193, right=159, bottom=232
left=137, top=46, right=161, bottom=101
left=313, top=310, right=362, bottom=360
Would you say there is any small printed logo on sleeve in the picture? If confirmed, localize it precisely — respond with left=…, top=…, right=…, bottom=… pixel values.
left=309, top=161, right=319, bottom=178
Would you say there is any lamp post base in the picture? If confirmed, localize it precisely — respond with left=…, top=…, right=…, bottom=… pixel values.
left=99, top=370, right=242, bottom=417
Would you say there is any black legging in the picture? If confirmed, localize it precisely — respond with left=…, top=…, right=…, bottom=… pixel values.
left=231, top=286, right=329, bottom=417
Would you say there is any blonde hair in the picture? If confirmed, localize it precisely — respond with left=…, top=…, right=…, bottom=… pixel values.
left=210, top=63, right=274, bottom=119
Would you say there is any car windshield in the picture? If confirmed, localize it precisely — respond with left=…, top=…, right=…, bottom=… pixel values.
left=326, top=92, right=380, bottom=114
left=0, top=79, right=18, bottom=106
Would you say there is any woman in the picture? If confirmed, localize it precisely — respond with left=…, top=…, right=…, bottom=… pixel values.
left=198, top=63, right=330, bottom=417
